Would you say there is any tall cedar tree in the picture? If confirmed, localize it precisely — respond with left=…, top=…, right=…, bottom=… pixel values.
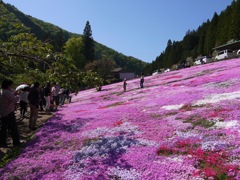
left=83, top=21, right=95, bottom=63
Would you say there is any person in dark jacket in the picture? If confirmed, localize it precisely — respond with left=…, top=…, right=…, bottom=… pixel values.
left=140, top=73, right=144, bottom=88
left=28, top=82, right=40, bottom=130
left=43, top=83, right=51, bottom=112
left=19, top=87, right=29, bottom=118
left=39, top=85, right=45, bottom=111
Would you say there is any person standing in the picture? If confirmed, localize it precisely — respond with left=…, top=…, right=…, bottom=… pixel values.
left=58, top=88, right=65, bottom=105
left=140, top=73, right=144, bottom=88
left=123, top=78, right=127, bottom=92
left=64, top=88, right=72, bottom=104
left=39, top=85, right=45, bottom=111
left=55, top=82, right=60, bottom=107
left=43, top=83, right=51, bottom=113
left=28, top=82, right=40, bottom=130
left=0, top=79, right=21, bottom=147
left=19, top=87, right=29, bottom=118
left=51, top=82, right=59, bottom=110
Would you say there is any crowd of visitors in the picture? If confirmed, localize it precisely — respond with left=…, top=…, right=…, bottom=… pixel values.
left=0, top=79, right=72, bottom=148
left=1, top=74, right=143, bottom=148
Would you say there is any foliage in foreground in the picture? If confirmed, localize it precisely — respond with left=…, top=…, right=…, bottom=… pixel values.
left=0, top=33, right=103, bottom=91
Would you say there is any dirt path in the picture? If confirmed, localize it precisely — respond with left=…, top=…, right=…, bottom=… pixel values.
left=0, top=110, right=53, bottom=165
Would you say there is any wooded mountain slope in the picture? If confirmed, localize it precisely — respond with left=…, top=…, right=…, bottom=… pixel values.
left=0, top=1, right=146, bottom=75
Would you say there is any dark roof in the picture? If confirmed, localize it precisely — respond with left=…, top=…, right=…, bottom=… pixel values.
left=212, top=40, right=240, bottom=51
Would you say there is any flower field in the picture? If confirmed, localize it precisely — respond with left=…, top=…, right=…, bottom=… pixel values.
left=1, top=58, right=240, bottom=179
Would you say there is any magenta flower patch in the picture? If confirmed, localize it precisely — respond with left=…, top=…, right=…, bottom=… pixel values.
left=1, top=59, right=240, bottom=179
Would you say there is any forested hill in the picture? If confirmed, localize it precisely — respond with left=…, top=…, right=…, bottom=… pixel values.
left=145, top=0, right=240, bottom=74
left=0, top=1, right=147, bottom=74
left=0, top=2, right=74, bottom=47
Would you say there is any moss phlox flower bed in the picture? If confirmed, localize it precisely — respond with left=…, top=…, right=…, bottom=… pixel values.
left=1, top=59, right=240, bottom=179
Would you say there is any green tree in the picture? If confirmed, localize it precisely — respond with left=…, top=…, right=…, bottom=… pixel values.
left=64, top=37, right=85, bottom=69
left=204, top=13, right=218, bottom=55
left=216, top=5, right=232, bottom=45
left=197, top=21, right=210, bottom=55
left=0, top=33, right=104, bottom=92
left=54, top=29, right=65, bottom=52
left=0, top=33, right=53, bottom=81
left=84, top=57, right=116, bottom=80
left=83, top=21, right=94, bottom=63
left=0, top=2, right=30, bottom=41
left=82, top=71, right=103, bottom=89
left=46, top=53, right=82, bottom=92
left=0, top=34, right=65, bottom=89
left=229, top=0, right=240, bottom=40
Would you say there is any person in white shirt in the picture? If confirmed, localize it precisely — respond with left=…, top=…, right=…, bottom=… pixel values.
left=51, top=82, right=58, bottom=110
left=43, top=83, right=51, bottom=112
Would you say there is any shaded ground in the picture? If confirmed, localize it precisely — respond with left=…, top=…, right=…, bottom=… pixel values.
left=0, top=109, right=53, bottom=164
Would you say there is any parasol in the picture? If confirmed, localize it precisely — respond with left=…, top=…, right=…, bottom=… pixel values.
left=15, top=84, right=29, bottom=91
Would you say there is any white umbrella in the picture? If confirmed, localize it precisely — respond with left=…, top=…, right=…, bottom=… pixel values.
left=16, top=84, right=29, bottom=91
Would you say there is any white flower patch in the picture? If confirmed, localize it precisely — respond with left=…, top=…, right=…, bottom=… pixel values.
left=154, top=156, right=184, bottom=165
left=145, top=102, right=159, bottom=108
left=175, top=131, right=202, bottom=139
left=114, top=122, right=141, bottom=135
left=136, top=138, right=159, bottom=147
left=212, top=120, right=238, bottom=129
left=161, top=103, right=184, bottom=110
left=107, top=166, right=141, bottom=180
left=63, top=171, right=83, bottom=180
left=194, top=91, right=240, bottom=106
left=203, top=78, right=238, bottom=88
left=201, top=140, right=228, bottom=151
left=82, top=127, right=110, bottom=138
left=167, top=156, right=183, bottom=163
left=192, top=177, right=205, bottom=180
left=82, top=122, right=141, bottom=138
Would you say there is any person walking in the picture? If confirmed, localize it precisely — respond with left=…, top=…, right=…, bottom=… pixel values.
left=28, top=82, right=40, bottom=130
left=0, top=79, right=21, bottom=147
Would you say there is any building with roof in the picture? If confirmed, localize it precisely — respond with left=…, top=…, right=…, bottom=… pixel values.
left=212, top=40, right=240, bottom=52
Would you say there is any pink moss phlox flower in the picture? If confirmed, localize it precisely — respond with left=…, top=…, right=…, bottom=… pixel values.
left=1, top=58, right=240, bottom=179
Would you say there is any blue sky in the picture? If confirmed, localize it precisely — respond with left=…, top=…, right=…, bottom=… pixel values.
left=3, top=0, right=233, bottom=63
